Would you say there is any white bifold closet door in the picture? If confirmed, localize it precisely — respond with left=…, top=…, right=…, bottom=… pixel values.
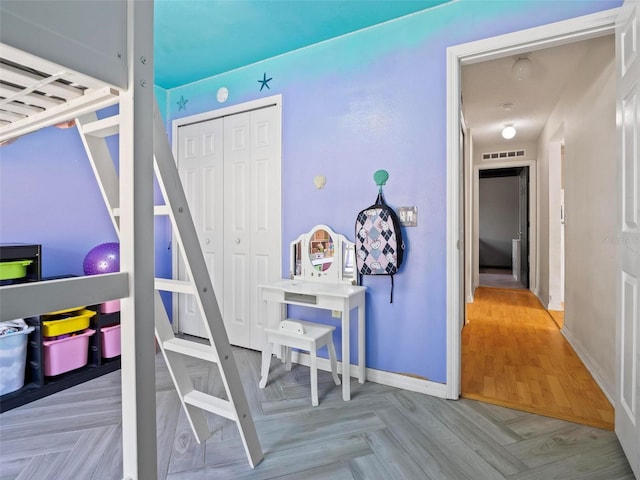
left=176, top=105, right=281, bottom=351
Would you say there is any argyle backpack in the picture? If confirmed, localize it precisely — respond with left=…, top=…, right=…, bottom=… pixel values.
left=355, top=192, right=405, bottom=302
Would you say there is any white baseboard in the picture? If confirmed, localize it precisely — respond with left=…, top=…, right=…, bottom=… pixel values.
left=289, top=351, right=448, bottom=399
left=535, top=290, right=562, bottom=311
left=561, top=327, right=614, bottom=404
left=547, top=301, right=563, bottom=311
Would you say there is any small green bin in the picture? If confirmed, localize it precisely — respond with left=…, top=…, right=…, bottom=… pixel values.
left=0, top=260, right=34, bottom=281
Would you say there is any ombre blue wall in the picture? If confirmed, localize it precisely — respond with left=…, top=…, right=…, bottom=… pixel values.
left=0, top=0, right=621, bottom=383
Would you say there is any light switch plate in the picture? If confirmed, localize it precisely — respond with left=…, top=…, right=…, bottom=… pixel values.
left=398, top=206, right=417, bottom=227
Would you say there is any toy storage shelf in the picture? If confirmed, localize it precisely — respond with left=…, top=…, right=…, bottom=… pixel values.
left=0, top=307, right=121, bottom=413
left=0, top=244, right=41, bottom=286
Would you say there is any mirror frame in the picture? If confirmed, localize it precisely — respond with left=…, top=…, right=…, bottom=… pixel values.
left=290, top=224, right=356, bottom=284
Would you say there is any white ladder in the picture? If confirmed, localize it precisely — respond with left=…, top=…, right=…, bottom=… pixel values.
left=75, top=100, right=263, bottom=468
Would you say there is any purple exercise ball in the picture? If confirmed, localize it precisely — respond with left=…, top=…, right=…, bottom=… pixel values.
left=83, top=242, right=120, bottom=275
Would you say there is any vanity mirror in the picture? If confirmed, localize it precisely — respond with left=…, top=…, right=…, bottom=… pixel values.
left=290, top=224, right=355, bottom=284
left=309, top=228, right=333, bottom=272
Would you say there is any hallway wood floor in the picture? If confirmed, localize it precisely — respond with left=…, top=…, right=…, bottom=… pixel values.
left=1, top=345, right=632, bottom=479
left=462, top=287, right=615, bottom=430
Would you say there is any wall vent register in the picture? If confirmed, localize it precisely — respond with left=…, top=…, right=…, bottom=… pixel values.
left=482, top=149, right=526, bottom=160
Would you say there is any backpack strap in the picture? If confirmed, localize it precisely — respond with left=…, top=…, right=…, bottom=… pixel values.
left=390, top=275, right=394, bottom=303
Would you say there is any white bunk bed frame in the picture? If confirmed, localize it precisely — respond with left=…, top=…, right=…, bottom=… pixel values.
left=0, top=2, right=156, bottom=479
left=0, top=2, right=263, bottom=479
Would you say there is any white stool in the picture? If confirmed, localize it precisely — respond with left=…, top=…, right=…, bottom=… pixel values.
left=259, top=319, right=341, bottom=406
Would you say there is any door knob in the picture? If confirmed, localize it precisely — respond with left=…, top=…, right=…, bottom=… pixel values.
left=236, top=238, right=241, bottom=245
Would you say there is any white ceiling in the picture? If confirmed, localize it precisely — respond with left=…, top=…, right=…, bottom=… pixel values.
left=461, top=35, right=612, bottom=153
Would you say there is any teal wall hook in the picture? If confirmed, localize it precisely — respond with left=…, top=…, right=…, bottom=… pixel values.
left=373, top=169, right=389, bottom=193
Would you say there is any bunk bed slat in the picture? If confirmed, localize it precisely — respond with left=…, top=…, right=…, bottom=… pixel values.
left=0, top=110, right=24, bottom=123
left=0, top=273, right=128, bottom=322
left=0, top=83, right=63, bottom=109
left=0, top=85, right=119, bottom=142
left=1, top=63, right=84, bottom=100
left=1, top=101, right=43, bottom=116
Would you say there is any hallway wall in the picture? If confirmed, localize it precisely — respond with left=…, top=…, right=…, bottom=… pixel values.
left=536, top=35, right=616, bottom=396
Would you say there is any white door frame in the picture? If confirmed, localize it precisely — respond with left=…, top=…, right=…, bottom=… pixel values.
left=170, top=94, right=283, bottom=333
left=445, top=9, right=619, bottom=399
left=548, top=136, right=565, bottom=311
left=472, top=159, right=537, bottom=297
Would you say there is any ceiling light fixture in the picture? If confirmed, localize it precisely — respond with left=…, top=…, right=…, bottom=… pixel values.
left=502, top=124, right=516, bottom=139
left=511, top=57, right=532, bottom=81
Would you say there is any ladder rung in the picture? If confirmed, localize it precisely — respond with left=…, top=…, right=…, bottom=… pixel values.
left=155, top=278, right=195, bottom=294
left=154, top=205, right=170, bottom=216
left=81, top=114, right=120, bottom=137
left=162, top=337, right=219, bottom=363
left=112, top=205, right=169, bottom=217
left=184, top=390, right=237, bottom=421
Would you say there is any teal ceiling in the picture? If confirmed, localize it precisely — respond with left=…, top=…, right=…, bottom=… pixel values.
left=154, top=0, right=452, bottom=89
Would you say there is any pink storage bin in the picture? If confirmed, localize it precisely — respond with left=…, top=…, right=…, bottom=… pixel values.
left=101, top=324, right=121, bottom=358
left=42, top=329, right=95, bottom=376
left=100, top=300, right=120, bottom=314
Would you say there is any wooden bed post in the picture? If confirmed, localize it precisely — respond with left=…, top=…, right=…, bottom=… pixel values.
left=119, top=1, right=157, bottom=478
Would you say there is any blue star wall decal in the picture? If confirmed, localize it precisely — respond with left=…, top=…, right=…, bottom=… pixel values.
left=258, top=73, right=272, bottom=91
left=177, top=95, right=188, bottom=111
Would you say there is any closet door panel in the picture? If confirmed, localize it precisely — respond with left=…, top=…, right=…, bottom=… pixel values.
left=176, top=118, right=224, bottom=338
left=224, top=112, right=252, bottom=346
left=249, top=107, right=281, bottom=349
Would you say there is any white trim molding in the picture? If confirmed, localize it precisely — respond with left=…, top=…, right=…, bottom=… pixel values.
left=290, top=351, right=448, bottom=399
left=446, top=8, right=619, bottom=399
left=561, top=327, right=614, bottom=404
left=473, top=159, right=538, bottom=295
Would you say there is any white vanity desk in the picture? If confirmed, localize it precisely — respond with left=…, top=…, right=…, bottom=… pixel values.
left=259, top=225, right=366, bottom=401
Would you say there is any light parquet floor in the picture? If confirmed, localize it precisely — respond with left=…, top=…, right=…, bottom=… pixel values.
left=0, top=346, right=632, bottom=479
left=462, top=286, right=615, bottom=431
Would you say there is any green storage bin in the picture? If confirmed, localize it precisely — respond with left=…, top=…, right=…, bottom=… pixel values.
left=0, top=260, right=33, bottom=280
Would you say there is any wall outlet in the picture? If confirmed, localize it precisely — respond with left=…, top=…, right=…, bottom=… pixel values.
left=332, top=310, right=341, bottom=318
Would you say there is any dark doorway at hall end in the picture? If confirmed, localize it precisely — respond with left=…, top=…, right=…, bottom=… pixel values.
left=478, top=167, right=529, bottom=290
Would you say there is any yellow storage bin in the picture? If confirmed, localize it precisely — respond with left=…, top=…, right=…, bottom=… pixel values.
left=42, top=309, right=97, bottom=337
left=45, top=306, right=87, bottom=316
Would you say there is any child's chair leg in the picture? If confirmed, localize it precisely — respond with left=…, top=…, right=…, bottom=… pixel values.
left=284, top=346, right=292, bottom=371
left=259, top=342, right=273, bottom=389
left=310, top=347, right=319, bottom=406
left=328, top=340, right=341, bottom=386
